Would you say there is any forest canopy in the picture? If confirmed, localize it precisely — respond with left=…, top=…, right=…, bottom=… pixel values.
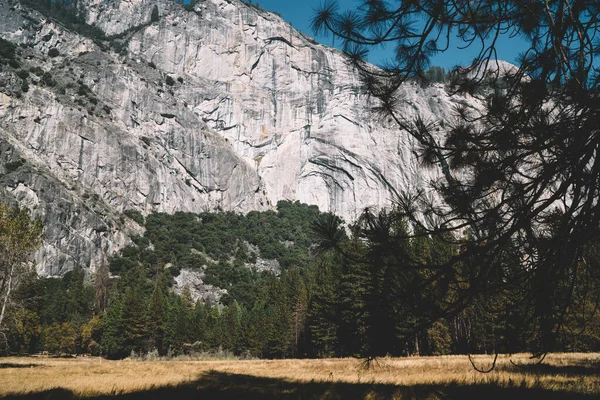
left=5, top=201, right=600, bottom=359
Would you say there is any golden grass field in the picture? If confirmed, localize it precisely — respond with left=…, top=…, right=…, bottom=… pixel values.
left=1, top=353, right=599, bottom=399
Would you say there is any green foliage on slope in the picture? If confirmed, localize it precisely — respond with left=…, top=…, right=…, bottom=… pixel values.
left=110, top=200, right=322, bottom=287
left=0, top=37, right=17, bottom=66
left=19, top=0, right=108, bottom=44
left=5, top=202, right=600, bottom=360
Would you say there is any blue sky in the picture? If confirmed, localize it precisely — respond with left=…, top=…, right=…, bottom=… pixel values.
left=252, top=0, right=529, bottom=70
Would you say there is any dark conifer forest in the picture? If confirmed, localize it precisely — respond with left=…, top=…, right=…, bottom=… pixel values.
left=5, top=201, right=599, bottom=359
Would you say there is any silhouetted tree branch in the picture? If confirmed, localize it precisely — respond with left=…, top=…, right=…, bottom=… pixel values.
left=314, top=0, right=600, bottom=356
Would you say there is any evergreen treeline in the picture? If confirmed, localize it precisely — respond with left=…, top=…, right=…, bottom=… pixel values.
left=4, top=201, right=599, bottom=359
left=5, top=201, right=324, bottom=358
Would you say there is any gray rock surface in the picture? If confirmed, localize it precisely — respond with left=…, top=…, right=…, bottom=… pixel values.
left=0, top=0, right=482, bottom=275
left=173, top=268, right=227, bottom=304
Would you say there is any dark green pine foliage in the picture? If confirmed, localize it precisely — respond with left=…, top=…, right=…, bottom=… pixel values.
left=164, top=296, right=183, bottom=355
left=64, top=267, right=90, bottom=319
left=258, top=277, right=288, bottom=358
left=146, top=279, right=168, bottom=354
left=310, top=208, right=466, bottom=358
left=218, top=302, right=242, bottom=353
left=239, top=303, right=268, bottom=357
left=337, top=210, right=412, bottom=357
left=337, top=256, right=371, bottom=357
left=40, top=278, right=71, bottom=325
left=306, top=257, right=341, bottom=357
left=0, top=37, right=17, bottom=66
left=364, top=211, right=411, bottom=357
left=121, top=285, right=149, bottom=356
left=64, top=268, right=94, bottom=353
left=101, top=265, right=150, bottom=358
left=255, top=269, right=309, bottom=358
left=405, top=231, right=456, bottom=355
left=94, top=263, right=110, bottom=313
left=180, top=285, right=195, bottom=314
left=191, top=299, right=210, bottom=351
left=38, top=268, right=94, bottom=353
left=101, top=292, right=125, bottom=359
left=202, top=302, right=222, bottom=351
left=164, top=294, right=193, bottom=355
left=286, top=268, right=309, bottom=357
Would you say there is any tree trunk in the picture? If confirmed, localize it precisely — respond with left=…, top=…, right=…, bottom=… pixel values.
left=414, top=334, right=420, bottom=356
left=0, top=263, right=14, bottom=331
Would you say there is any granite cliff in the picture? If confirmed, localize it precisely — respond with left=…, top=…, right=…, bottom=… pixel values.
left=0, top=0, right=480, bottom=275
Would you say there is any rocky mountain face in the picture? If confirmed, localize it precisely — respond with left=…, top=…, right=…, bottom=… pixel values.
left=0, top=0, right=479, bottom=276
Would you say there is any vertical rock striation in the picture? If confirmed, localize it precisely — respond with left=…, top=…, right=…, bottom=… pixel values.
left=0, top=0, right=481, bottom=275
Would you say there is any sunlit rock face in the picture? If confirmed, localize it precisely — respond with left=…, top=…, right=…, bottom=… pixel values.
left=0, top=0, right=479, bottom=275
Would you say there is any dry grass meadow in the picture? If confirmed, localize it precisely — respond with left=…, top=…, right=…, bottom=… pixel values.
left=1, top=353, right=600, bottom=399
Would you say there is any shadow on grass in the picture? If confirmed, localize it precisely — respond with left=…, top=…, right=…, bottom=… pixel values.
left=498, top=360, right=600, bottom=377
left=0, top=363, right=40, bottom=369
left=4, top=370, right=599, bottom=400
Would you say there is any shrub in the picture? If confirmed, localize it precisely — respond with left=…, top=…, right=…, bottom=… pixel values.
left=77, top=84, right=90, bottom=96
left=17, top=69, right=29, bottom=79
left=124, top=210, right=144, bottom=225
left=0, top=37, right=16, bottom=62
left=151, top=5, right=159, bottom=22
left=48, top=48, right=60, bottom=58
left=41, top=71, right=56, bottom=87
left=5, top=160, right=25, bottom=173
left=30, top=66, right=44, bottom=76
left=165, top=75, right=175, bottom=86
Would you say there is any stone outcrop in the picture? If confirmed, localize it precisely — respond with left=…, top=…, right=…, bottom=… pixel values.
left=0, top=0, right=481, bottom=275
left=173, top=268, right=227, bottom=304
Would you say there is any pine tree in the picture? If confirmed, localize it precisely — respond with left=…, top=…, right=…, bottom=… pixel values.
left=203, top=301, right=221, bottom=351
left=164, top=294, right=191, bottom=356
left=240, top=303, right=266, bottom=357
left=150, top=5, right=159, bottom=23
left=337, top=256, right=370, bottom=357
left=307, top=257, right=340, bottom=357
left=101, top=292, right=125, bottom=359
left=180, top=285, right=195, bottom=313
left=262, top=276, right=294, bottom=358
left=191, top=299, right=209, bottom=350
left=117, top=263, right=151, bottom=357
left=94, top=263, right=110, bottom=313
left=147, top=281, right=167, bottom=355
left=285, top=268, right=309, bottom=357
left=219, top=302, right=242, bottom=353
left=121, top=286, right=149, bottom=356
left=65, top=267, right=89, bottom=319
